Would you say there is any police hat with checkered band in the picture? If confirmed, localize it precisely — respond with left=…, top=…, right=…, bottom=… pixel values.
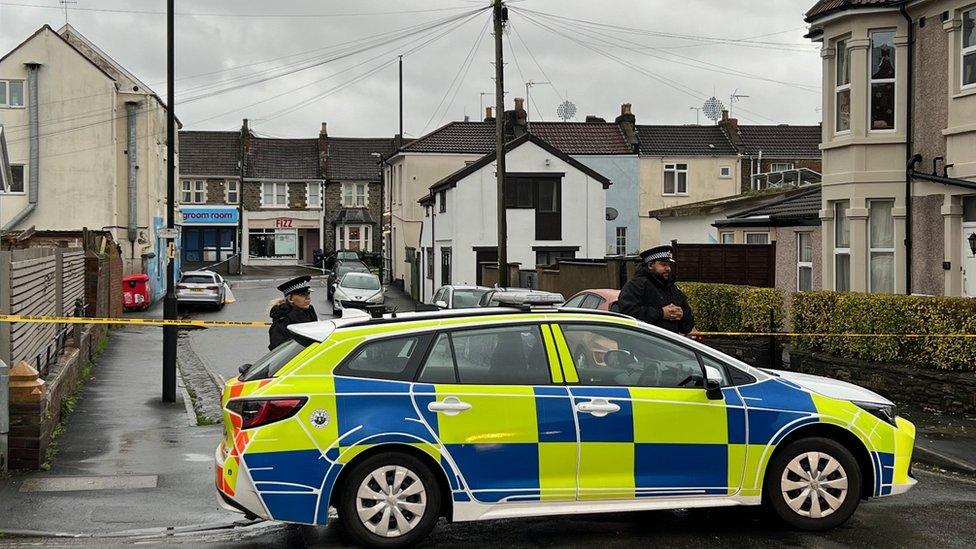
left=277, top=275, right=313, bottom=297
left=639, top=245, right=676, bottom=264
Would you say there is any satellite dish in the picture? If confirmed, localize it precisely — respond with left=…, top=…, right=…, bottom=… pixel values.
left=702, top=96, right=725, bottom=122
left=556, top=100, right=577, bottom=122
left=606, top=207, right=619, bottom=221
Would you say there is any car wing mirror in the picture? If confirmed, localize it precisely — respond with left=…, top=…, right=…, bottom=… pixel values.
left=705, top=378, right=723, bottom=400
left=435, top=300, right=447, bottom=309
left=238, top=363, right=253, bottom=377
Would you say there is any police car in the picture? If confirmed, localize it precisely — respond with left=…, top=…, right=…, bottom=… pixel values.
left=215, top=298, right=916, bottom=548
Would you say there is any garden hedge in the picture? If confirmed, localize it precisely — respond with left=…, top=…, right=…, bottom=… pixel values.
left=678, top=282, right=783, bottom=333
left=792, top=292, right=976, bottom=371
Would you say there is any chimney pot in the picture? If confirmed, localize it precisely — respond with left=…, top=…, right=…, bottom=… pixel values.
left=485, top=106, right=493, bottom=120
left=621, top=103, right=632, bottom=116
left=721, top=110, right=729, bottom=123
left=514, top=97, right=525, bottom=111
left=320, top=122, right=328, bottom=136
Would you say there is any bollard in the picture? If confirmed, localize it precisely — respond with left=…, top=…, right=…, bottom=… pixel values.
left=1, top=359, right=8, bottom=473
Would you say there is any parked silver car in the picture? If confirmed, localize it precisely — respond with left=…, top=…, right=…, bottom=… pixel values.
left=332, top=272, right=384, bottom=317
left=431, top=285, right=491, bottom=309
left=176, top=270, right=226, bottom=309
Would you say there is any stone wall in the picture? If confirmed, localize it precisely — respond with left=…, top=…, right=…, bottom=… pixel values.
left=242, top=182, right=261, bottom=211
left=788, top=349, right=976, bottom=414
left=704, top=336, right=780, bottom=370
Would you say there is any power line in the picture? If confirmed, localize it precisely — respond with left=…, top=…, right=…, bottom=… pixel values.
left=0, top=1, right=478, bottom=19
left=420, top=13, right=492, bottom=134
left=508, top=18, right=565, bottom=104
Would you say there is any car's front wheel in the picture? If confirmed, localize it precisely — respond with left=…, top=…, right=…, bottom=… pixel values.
left=337, top=452, right=442, bottom=548
left=764, top=437, right=862, bottom=531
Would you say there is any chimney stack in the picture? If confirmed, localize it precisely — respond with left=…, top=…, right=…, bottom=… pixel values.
left=511, top=97, right=528, bottom=137
left=719, top=109, right=739, bottom=132
left=320, top=122, right=328, bottom=137
left=318, top=121, right=329, bottom=179
left=615, top=102, right=638, bottom=152
left=485, top=106, right=494, bottom=121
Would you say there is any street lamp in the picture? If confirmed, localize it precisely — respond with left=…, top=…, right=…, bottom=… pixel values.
left=968, top=232, right=976, bottom=256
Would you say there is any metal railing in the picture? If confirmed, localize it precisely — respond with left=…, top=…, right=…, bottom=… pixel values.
left=35, top=299, right=87, bottom=377
left=750, top=167, right=822, bottom=191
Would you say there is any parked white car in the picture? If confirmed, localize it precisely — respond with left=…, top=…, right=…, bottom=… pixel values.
left=176, top=270, right=226, bottom=310
left=332, top=272, right=384, bottom=317
left=431, top=285, right=491, bottom=309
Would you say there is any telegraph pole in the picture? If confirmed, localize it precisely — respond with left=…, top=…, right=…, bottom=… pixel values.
left=162, top=0, right=177, bottom=403
left=493, top=0, right=508, bottom=287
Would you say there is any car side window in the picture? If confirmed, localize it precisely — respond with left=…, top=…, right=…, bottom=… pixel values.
left=563, top=294, right=587, bottom=308
left=336, top=334, right=432, bottom=382
left=417, top=325, right=551, bottom=385
left=560, top=324, right=704, bottom=389
left=701, top=355, right=733, bottom=387
left=418, top=334, right=457, bottom=383
left=580, top=295, right=603, bottom=309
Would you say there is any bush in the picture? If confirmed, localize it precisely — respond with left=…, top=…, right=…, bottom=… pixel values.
left=679, top=282, right=783, bottom=333
left=792, top=292, right=976, bottom=371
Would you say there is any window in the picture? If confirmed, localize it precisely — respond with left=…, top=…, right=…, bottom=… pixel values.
left=720, top=232, right=735, bottom=244
left=663, top=163, right=688, bottom=195
left=538, top=179, right=558, bottom=213
left=438, top=190, right=447, bottom=213
left=834, top=201, right=851, bottom=291
left=963, top=8, right=976, bottom=88
left=241, top=339, right=307, bottom=380
left=0, top=79, right=25, bottom=108
left=452, top=289, right=488, bottom=308
left=181, top=180, right=206, bottom=204
left=307, top=182, right=322, bottom=208
left=536, top=249, right=575, bottom=267
left=561, top=324, right=704, bottom=388
left=339, top=335, right=432, bottom=382
left=3, top=165, right=25, bottom=193
left=870, top=30, right=896, bottom=130
left=563, top=294, right=587, bottom=308
left=745, top=232, right=769, bottom=244
left=425, top=247, right=434, bottom=280
left=835, top=38, right=851, bottom=132
left=416, top=325, right=551, bottom=385
left=441, top=247, right=452, bottom=286
left=503, top=177, right=561, bottom=211
left=249, top=228, right=297, bottom=258
left=580, top=295, right=604, bottom=309
left=261, top=182, right=288, bottom=207
left=719, top=166, right=732, bottom=178
left=869, top=200, right=895, bottom=293
left=770, top=162, right=795, bottom=172
left=615, top=227, right=627, bottom=256
left=797, top=232, right=814, bottom=292
left=342, top=182, right=367, bottom=207
left=337, top=225, right=370, bottom=252
left=225, top=180, right=239, bottom=204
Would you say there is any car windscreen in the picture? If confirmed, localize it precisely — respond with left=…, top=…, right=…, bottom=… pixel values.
left=241, top=339, right=308, bottom=380
left=337, top=252, right=359, bottom=260
left=337, top=263, right=369, bottom=276
left=181, top=275, right=214, bottom=284
left=453, top=289, right=488, bottom=308
left=341, top=273, right=380, bottom=290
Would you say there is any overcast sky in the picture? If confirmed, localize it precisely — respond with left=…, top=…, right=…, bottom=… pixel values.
left=0, top=0, right=823, bottom=138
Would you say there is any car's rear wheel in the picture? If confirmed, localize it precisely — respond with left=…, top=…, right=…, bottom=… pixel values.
left=764, top=437, right=862, bottom=531
left=337, top=452, right=441, bottom=548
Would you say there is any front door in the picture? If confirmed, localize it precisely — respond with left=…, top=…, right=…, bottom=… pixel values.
left=555, top=323, right=741, bottom=500
left=964, top=223, right=976, bottom=297
left=474, top=249, right=497, bottom=286
left=412, top=324, right=577, bottom=503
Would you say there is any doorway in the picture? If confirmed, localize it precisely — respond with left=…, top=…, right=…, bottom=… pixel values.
left=964, top=223, right=976, bottom=297
left=474, top=248, right=497, bottom=286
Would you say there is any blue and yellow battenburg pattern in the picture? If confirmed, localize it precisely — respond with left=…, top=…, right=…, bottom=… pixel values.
left=215, top=314, right=916, bottom=525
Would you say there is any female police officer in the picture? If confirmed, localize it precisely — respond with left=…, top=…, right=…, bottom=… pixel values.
left=268, top=276, right=318, bottom=350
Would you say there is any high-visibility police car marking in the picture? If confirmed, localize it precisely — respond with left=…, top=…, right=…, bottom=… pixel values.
left=215, top=309, right=916, bottom=547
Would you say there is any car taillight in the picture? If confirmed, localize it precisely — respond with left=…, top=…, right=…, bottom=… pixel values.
left=177, top=284, right=188, bottom=290
left=206, top=285, right=220, bottom=290
left=226, top=398, right=307, bottom=429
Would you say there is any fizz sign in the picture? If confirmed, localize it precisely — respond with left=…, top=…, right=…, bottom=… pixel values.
left=275, top=218, right=293, bottom=228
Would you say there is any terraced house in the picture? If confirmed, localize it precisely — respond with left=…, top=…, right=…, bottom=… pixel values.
left=806, top=0, right=976, bottom=296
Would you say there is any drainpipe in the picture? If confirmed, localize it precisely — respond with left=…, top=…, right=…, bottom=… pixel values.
left=3, top=63, right=40, bottom=230
left=126, top=102, right=139, bottom=246
left=900, top=3, right=914, bottom=295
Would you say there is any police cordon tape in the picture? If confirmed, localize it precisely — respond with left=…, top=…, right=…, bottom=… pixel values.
left=2, top=313, right=976, bottom=338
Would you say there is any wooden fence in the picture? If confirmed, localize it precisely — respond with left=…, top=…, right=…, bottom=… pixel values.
left=0, top=247, right=85, bottom=374
left=673, top=243, right=776, bottom=288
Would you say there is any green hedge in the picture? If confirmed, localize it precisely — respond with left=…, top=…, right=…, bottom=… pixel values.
left=792, top=292, right=976, bottom=371
left=679, top=282, right=783, bottom=333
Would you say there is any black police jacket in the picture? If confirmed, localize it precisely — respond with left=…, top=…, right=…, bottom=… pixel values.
left=268, top=302, right=318, bottom=350
left=617, top=265, right=695, bottom=334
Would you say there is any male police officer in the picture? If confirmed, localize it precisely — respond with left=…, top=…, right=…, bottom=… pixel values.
left=618, top=245, right=695, bottom=335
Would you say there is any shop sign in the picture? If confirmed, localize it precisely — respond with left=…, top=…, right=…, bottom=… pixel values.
left=181, top=206, right=239, bottom=225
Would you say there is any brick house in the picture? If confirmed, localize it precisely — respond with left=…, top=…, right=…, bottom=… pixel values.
left=322, top=130, right=395, bottom=254
left=177, top=130, right=242, bottom=269
left=806, top=0, right=976, bottom=296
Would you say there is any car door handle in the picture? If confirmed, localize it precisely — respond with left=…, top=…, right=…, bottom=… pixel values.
left=427, top=397, right=472, bottom=416
left=575, top=398, right=620, bottom=417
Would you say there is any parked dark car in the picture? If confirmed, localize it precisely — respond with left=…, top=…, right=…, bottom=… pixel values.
left=326, top=261, right=370, bottom=301
left=323, top=250, right=361, bottom=271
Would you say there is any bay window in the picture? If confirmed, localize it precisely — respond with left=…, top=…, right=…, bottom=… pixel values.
left=869, top=200, right=895, bottom=293
left=834, top=201, right=851, bottom=292
left=337, top=224, right=371, bottom=251
left=869, top=30, right=896, bottom=130
left=963, top=7, right=976, bottom=88
left=835, top=38, right=851, bottom=133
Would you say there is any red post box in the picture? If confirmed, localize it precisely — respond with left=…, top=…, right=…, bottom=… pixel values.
left=122, top=274, right=151, bottom=311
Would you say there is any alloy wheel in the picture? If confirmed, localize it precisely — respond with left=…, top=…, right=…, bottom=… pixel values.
left=780, top=451, right=849, bottom=519
left=355, top=465, right=427, bottom=538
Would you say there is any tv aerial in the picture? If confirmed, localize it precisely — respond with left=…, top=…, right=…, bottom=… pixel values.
left=556, top=100, right=577, bottom=122
left=729, top=88, right=750, bottom=117
left=702, top=96, right=725, bottom=122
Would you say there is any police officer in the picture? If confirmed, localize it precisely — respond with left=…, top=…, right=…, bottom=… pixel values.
left=618, top=245, right=695, bottom=335
left=268, top=276, right=318, bottom=350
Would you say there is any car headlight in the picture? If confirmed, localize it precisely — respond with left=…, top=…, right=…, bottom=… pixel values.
left=854, top=401, right=897, bottom=426
left=333, top=289, right=347, bottom=301
left=367, top=291, right=384, bottom=303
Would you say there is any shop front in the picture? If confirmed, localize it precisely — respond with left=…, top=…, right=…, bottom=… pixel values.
left=243, top=210, right=323, bottom=267
left=180, top=205, right=239, bottom=269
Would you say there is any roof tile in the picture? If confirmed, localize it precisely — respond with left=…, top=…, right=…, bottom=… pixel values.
left=400, top=121, right=632, bottom=155
left=735, top=125, right=822, bottom=158
left=178, top=131, right=240, bottom=176
left=805, top=0, right=900, bottom=22
left=636, top=125, right=738, bottom=156
left=326, top=137, right=395, bottom=181
left=246, top=137, right=321, bottom=180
